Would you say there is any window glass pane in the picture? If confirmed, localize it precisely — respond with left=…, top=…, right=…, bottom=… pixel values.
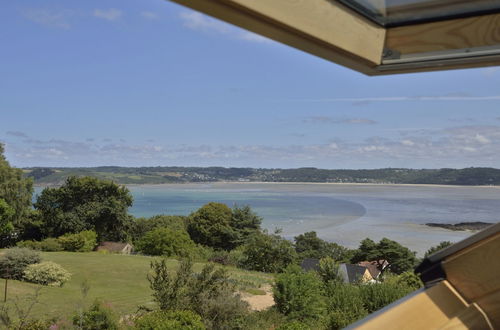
left=339, top=0, right=500, bottom=26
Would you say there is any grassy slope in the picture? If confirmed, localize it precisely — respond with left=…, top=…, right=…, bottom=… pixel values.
left=5, top=252, right=272, bottom=321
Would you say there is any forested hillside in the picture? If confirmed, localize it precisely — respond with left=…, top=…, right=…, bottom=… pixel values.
left=24, top=166, right=500, bottom=186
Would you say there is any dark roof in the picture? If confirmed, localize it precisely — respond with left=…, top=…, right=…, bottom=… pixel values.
left=340, top=263, right=369, bottom=283
left=300, top=258, right=320, bottom=272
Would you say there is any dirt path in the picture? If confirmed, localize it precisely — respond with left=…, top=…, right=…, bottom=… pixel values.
left=240, top=285, right=275, bottom=311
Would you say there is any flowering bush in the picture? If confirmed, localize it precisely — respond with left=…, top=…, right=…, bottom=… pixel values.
left=23, top=261, right=71, bottom=287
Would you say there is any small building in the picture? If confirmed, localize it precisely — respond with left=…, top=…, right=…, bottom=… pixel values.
left=300, top=258, right=320, bottom=272
left=96, top=242, right=133, bottom=254
left=339, top=263, right=374, bottom=284
left=357, top=260, right=389, bottom=280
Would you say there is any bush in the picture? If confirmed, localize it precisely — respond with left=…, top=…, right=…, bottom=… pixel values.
left=238, top=232, right=297, bottom=273
left=58, top=230, right=97, bottom=252
left=276, top=320, right=311, bottom=330
left=135, top=310, right=205, bottom=330
left=0, top=248, right=41, bottom=280
left=136, top=227, right=195, bottom=257
left=39, top=237, right=63, bottom=252
left=16, top=240, right=42, bottom=250
left=148, top=259, right=249, bottom=330
left=272, top=265, right=325, bottom=322
left=323, top=283, right=367, bottom=329
left=72, top=300, right=118, bottom=330
left=359, top=280, right=415, bottom=313
left=23, top=261, right=71, bottom=287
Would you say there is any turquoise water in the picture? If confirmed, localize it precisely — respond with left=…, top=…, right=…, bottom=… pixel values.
left=35, top=183, right=500, bottom=255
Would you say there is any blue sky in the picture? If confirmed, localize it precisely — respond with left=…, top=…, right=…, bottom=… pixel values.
left=2, top=0, right=500, bottom=169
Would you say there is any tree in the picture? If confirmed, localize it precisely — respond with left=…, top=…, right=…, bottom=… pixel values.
left=187, top=203, right=236, bottom=250
left=148, top=259, right=248, bottom=330
left=351, top=238, right=417, bottom=275
left=272, top=265, right=326, bottom=322
left=136, top=227, right=195, bottom=257
left=230, top=205, right=262, bottom=245
left=294, top=231, right=352, bottom=262
left=34, top=176, right=133, bottom=241
left=424, top=241, right=453, bottom=258
left=0, top=144, right=34, bottom=244
left=0, top=198, right=14, bottom=236
left=129, top=215, right=188, bottom=243
left=238, top=231, right=297, bottom=273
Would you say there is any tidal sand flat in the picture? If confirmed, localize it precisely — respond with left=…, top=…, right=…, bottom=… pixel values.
left=126, top=183, right=500, bottom=256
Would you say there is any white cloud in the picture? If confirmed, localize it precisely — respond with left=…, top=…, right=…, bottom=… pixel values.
left=401, top=140, right=415, bottom=146
left=140, top=11, right=158, bottom=20
left=22, top=8, right=74, bottom=29
left=179, top=11, right=272, bottom=43
left=474, top=134, right=491, bottom=144
left=93, top=8, right=122, bottom=21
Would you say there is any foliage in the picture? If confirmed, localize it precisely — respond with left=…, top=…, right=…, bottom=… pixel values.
left=317, top=257, right=343, bottom=284
left=128, top=215, right=188, bottom=243
left=40, top=238, right=63, bottom=252
left=16, top=240, right=41, bottom=250
left=424, top=241, right=453, bottom=258
left=0, top=198, right=15, bottom=236
left=230, top=205, right=262, bottom=246
left=294, top=231, right=352, bottom=262
left=134, top=310, right=205, bottom=330
left=272, top=265, right=325, bottom=322
left=34, top=176, right=132, bottom=241
left=187, top=203, right=236, bottom=250
left=238, top=231, right=297, bottom=273
left=148, top=258, right=249, bottom=330
left=0, top=248, right=41, bottom=280
left=136, top=227, right=195, bottom=257
left=351, top=238, right=418, bottom=274
left=58, top=230, right=97, bottom=252
left=276, top=320, right=311, bottom=330
left=0, top=144, right=34, bottom=245
left=72, top=300, right=118, bottom=330
left=389, top=271, right=423, bottom=290
left=358, top=281, right=414, bottom=314
left=323, top=283, right=367, bottom=330
left=23, top=261, right=71, bottom=287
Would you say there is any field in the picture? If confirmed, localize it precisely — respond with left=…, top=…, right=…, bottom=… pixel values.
left=4, top=252, right=273, bottom=321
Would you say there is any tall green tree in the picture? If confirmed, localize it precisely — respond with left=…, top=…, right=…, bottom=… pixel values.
left=351, top=238, right=417, bottom=274
left=424, top=241, right=453, bottom=258
left=294, top=231, right=352, bottom=262
left=187, top=202, right=237, bottom=250
left=34, top=176, right=133, bottom=241
left=0, top=144, right=34, bottom=242
left=230, top=204, right=262, bottom=245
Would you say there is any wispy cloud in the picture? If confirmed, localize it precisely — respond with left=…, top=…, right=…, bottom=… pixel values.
left=5, top=126, right=500, bottom=168
left=6, top=131, right=29, bottom=138
left=303, top=116, right=377, bottom=125
left=93, top=8, right=122, bottom=21
left=179, top=11, right=271, bottom=43
left=22, top=8, right=74, bottom=29
left=295, top=95, right=500, bottom=103
left=140, top=11, right=158, bottom=20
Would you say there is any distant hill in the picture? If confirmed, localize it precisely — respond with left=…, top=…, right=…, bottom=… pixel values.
left=23, top=166, right=500, bottom=186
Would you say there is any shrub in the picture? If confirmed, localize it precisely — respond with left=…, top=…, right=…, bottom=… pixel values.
left=136, top=227, right=195, bottom=257
left=39, top=237, right=63, bottom=252
left=317, top=257, right=343, bottom=284
left=72, top=300, right=118, bottom=330
left=16, top=240, right=42, bottom=250
left=272, top=265, right=325, bottom=322
left=323, top=283, right=367, bottom=329
left=359, top=280, right=415, bottom=313
left=135, top=310, right=205, bottom=330
left=276, top=320, right=310, bottom=330
left=0, top=248, right=41, bottom=280
left=238, top=232, right=297, bottom=273
left=58, top=230, right=97, bottom=252
left=148, top=259, right=249, bottom=330
left=23, top=261, right=71, bottom=287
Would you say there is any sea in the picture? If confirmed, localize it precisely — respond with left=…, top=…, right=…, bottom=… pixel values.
left=34, top=182, right=500, bottom=256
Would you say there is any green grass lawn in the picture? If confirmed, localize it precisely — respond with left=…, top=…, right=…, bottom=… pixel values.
left=4, top=252, right=273, bottom=321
